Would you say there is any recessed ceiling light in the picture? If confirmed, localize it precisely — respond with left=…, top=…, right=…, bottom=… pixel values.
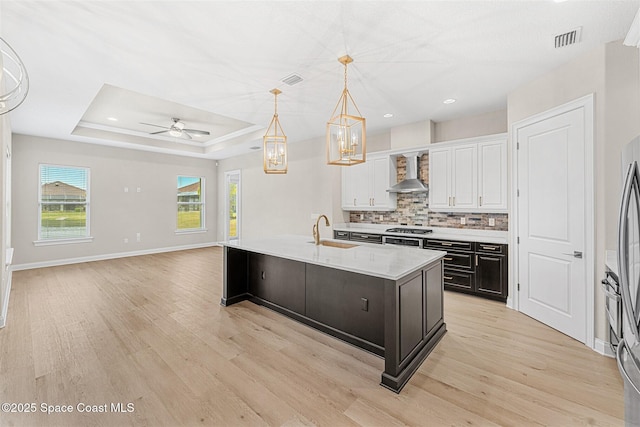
left=383, top=113, right=394, bottom=118
left=107, top=117, right=118, bottom=121
left=443, top=98, right=456, bottom=104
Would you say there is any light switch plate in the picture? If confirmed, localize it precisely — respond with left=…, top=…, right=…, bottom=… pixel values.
left=460, top=217, right=466, bottom=225
left=489, top=218, right=495, bottom=227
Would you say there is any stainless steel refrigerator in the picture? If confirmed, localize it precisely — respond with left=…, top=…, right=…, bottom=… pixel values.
left=617, top=135, right=640, bottom=426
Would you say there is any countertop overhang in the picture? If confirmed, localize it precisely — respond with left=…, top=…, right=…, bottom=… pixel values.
left=221, top=235, right=446, bottom=281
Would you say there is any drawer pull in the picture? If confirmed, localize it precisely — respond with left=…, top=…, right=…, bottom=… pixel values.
left=482, top=245, right=498, bottom=250
left=441, top=242, right=453, bottom=246
left=475, top=255, right=478, bottom=266
left=444, top=276, right=453, bottom=280
left=444, top=257, right=453, bottom=261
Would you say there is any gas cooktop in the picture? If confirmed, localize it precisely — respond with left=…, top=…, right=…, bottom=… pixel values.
left=385, top=227, right=433, bottom=235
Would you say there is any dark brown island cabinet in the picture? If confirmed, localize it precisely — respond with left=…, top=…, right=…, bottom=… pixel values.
left=221, top=240, right=446, bottom=393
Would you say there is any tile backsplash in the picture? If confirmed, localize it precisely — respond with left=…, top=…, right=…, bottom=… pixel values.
left=348, top=152, right=508, bottom=231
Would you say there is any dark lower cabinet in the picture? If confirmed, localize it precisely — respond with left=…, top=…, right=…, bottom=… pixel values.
left=248, top=253, right=306, bottom=315
left=399, top=272, right=423, bottom=361
left=476, top=252, right=507, bottom=300
left=425, top=239, right=508, bottom=302
left=306, top=265, right=384, bottom=347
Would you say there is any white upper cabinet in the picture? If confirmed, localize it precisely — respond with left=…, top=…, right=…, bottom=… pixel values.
left=342, top=154, right=397, bottom=211
left=478, top=139, right=507, bottom=211
left=451, top=144, right=478, bottom=209
left=427, top=148, right=451, bottom=210
left=428, top=134, right=507, bottom=212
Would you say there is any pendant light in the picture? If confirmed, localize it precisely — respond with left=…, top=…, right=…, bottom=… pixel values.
left=326, top=55, right=366, bottom=166
left=263, top=88, right=287, bottom=174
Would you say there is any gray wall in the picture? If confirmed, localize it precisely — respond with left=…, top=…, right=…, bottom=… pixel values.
left=0, top=110, right=11, bottom=326
left=11, top=135, right=217, bottom=267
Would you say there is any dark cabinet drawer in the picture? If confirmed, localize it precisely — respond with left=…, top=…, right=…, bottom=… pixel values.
left=443, top=252, right=474, bottom=270
left=476, top=242, right=506, bottom=255
left=443, top=269, right=474, bottom=291
left=350, top=232, right=383, bottom=244
left=334, top=230, right=350, bottom=240
left=425, top=239, right=474, bottom=252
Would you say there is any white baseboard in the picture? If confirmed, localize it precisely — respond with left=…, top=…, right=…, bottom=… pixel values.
left=0, top=268, right=12, bottom=328
left=594, top=338, right=615, bottom=358
left=11, top=242, right=218, bottom=271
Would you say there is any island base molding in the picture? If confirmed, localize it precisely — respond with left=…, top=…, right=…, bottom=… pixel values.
left=221, top=245, right=446, bottom=393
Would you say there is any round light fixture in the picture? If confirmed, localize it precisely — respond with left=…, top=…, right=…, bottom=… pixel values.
left=383, top=113, right=394, bottom=118
left=107, top=117, right=118, bottom=121
left=443, top=98, right=456, bottom=104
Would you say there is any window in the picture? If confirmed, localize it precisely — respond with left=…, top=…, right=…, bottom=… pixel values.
left=39, top=164, right=90, bottom=241
left=177, top=176, right=204, bottom=230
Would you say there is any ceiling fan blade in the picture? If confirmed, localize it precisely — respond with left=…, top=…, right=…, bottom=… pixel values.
left=150, top=130, right=169, bottom=135
left=183, top=131, right=193, bottom=140
left=140, top=122, right=170, bottom=130
left=183, top=129, right=210, bottom=136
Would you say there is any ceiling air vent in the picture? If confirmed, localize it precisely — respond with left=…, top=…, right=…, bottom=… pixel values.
left=555, top=27, right=582, bottom=49
left=281, top=73, right=303, bottom=86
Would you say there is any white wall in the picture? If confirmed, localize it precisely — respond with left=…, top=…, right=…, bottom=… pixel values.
left=217, top=135, right=345, bottom=241
left=11, top=135, right=218, bottom=268
left=507, top=41, right=640, bottom=343
left=433, top=109, right=507, bottom=143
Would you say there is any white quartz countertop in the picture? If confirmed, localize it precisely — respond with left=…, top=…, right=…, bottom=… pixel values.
left=333, top=223, right=509, bottom=245
left=222, top=235, right=446, bottom=281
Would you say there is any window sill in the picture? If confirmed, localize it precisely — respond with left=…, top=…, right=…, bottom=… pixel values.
left=175, top=229, right=208, bottom=235
left=33, top=237, right=94, bottom=247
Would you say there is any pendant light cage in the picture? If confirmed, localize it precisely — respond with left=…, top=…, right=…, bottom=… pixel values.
left=263, top=88, right=288, bottom=174
left=326, top=55, right=366, bottom=166
left=0, top=36, right=29, bottom=115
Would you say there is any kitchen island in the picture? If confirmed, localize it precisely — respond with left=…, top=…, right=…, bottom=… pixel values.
left=220, top=235, right=447, bottom=392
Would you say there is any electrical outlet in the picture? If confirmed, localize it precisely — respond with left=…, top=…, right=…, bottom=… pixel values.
left=489, top=218, right=495, bottom=227
left=379, top=215, right=384, bottom=221
left=137, top=187, right=141, bottom=193
left=460, top=217, right=466, bottom=225
left=124, top=187, right=129, bottom=193
left=360, top=214, right=364, bottom=220
left=136, top=233, right=141, bottom=242
left=123, top=238, right=128, bottom=244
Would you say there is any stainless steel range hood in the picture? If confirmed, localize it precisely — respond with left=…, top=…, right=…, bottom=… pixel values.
left=387, top=152, right=429, bottom=194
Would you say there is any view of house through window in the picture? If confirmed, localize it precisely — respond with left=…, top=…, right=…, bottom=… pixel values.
left=177, top=176, right=204, bottom=230
left=39, top=164, right=89, bottom=240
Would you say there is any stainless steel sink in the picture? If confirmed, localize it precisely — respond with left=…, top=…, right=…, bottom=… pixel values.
left=308, top=240, right=358, bottom=249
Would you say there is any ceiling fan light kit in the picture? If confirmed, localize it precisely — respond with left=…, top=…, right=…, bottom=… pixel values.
left=263, top=88, right=288, bottom=174
left=326, top=55, right=366, bottom=167
left=141, top=117, right=210, bottom=140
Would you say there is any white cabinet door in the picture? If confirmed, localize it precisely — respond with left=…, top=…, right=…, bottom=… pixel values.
left=428, top=148, right=451, bottom=210
left=451, top=144, right=477, bottom=209
left=371, top=157, right=393, bottom=208
left=478, top=139, right=507, bottom=211
left=341, top=155, right=396, bottom=211
left=351, top=162, right=370, bottom=209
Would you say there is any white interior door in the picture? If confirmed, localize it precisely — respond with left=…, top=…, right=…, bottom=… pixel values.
left=516, top=107, right=587, bottom=343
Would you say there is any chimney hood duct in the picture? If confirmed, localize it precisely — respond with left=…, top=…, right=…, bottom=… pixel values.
left=387, top=152, right=429, bottom=194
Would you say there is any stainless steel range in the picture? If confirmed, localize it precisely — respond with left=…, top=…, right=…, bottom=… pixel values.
left=382, top=227, right=433, bottom=248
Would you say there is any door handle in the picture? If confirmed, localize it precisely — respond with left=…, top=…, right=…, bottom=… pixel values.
left=562, top=251, right=583, bottom=259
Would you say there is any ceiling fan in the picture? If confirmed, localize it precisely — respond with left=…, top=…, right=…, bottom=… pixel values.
left=140, top=117, right=210, bottom=140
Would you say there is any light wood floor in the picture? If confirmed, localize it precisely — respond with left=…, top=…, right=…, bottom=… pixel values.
left=0, top=247, right=624, bottom=426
